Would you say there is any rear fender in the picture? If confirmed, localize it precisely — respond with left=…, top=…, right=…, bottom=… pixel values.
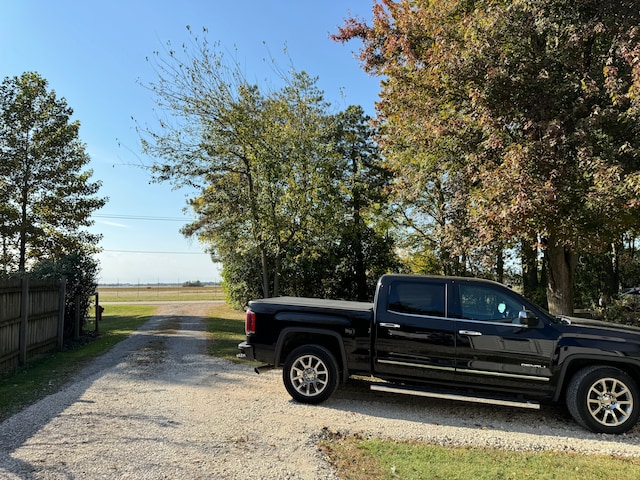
left=275, top=327, right=349, bottom=383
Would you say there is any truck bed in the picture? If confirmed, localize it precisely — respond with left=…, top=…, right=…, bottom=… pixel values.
left=248, top=296, right=374, bottom=321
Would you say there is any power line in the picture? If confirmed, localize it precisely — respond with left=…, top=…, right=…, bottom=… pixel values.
left=94, top=214, right=196, bottom=222
left=103, top=249, right=208, bottom=255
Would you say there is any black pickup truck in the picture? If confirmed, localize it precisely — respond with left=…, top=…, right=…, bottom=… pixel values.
left=238, top=274, right=640, bottom=434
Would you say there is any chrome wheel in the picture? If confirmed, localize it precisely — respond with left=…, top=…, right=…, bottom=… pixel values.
left=283, top=345, right=339, bottom=404
left=289, top=354, right=329, bottom=397
left=586, top=377, right=633, bottom=427
left=567, top=366, right=640, bottom=434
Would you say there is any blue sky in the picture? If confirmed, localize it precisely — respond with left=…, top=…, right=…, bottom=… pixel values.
left=1, top=1, right=380, bottom=284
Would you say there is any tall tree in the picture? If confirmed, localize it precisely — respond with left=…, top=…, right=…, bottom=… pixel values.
left=334, top=0, right=640, bottom=314
left=140, top=31, right=342, bottom=300
left=141, top=31, right=400, bottom=305
left=330, top=105, right=397, bottom=301
left=0, top=72, right=106, bottom=273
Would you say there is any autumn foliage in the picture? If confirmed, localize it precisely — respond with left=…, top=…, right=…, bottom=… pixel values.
left=334, top=0, right=640, bottom=314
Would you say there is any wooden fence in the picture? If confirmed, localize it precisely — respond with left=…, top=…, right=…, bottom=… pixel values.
left=0, top=277, right=66, bottom=374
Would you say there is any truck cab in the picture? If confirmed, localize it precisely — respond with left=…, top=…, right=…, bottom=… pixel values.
left=373, top=275, right=557, bottom=400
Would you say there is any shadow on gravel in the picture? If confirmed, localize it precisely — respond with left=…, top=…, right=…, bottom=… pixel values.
left=0, top=313, right=193, bottom=479
left=320, top=377, right=640, bottom=447
left=0, top=307, right=250, bottom=479
left=0, top=396, right=73, bottom=479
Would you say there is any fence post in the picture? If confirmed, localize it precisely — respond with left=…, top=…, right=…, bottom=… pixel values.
left=19, top=276, right=29, bottom=365
left=57, top=278, right=66, bottom=351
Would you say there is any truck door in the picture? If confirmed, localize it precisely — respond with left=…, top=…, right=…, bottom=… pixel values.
left=451, top=281, right=556, bottom=396
left=374, top=278, right=456, bottom=383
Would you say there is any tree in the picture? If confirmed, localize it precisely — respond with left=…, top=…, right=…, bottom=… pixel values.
left=141, top=31, right=400, bottom=306
left=281, top=105, right=399, bottom=302
left=334, top=0, right=640, bottom=314
left=140, top=31, right=345, bottom=301
left=0, top=72, right=106, bottom=273
left=330, top=105, right=398, bottom=300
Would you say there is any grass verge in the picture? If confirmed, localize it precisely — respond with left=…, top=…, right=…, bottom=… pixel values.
left=0, top=304, right=156, bottom=423
left=319, top=433, right=640, bottom=480
left=205, top=303, right=259, bottom=364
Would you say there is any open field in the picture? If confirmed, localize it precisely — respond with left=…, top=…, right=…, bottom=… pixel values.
left=96, top=285, right=225, bottom=302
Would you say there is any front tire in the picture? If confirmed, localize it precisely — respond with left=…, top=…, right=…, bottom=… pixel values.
left=566, top=366, right=640, bottom=434
left=283, top=345, right=339, bottom=404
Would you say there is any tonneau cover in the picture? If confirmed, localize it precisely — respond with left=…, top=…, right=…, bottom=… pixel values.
left=248, top=296, right=374, bottom=321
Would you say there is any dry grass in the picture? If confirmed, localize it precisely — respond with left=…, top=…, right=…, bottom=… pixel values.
left=97, top=285, right=225, bottom=302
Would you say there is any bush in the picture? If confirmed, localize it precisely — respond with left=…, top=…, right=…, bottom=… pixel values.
left=31, top=252, right=99, bottom=339
left=593, top=297, right=640, bottom=327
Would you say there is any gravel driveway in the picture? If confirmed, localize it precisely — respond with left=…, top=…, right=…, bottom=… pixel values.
left=2, top=302, right=640, bottom=479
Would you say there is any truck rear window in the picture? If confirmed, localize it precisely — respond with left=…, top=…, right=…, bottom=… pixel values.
left=387, top=281, right=446, bottom=317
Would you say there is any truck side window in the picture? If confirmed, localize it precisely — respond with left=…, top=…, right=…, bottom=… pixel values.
left=459, top=284, right=521, bottom=322
left=388, top=281, right=446, bottom=317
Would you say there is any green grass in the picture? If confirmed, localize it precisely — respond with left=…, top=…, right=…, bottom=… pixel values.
left=0, top=304, right=156, bottom=422
left=205, top=303, right=259, bottom=364
left=320, top=434, right=640, bottom=480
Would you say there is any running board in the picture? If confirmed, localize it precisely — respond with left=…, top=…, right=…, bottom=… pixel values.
left=370, top=383, right=541, bottom=410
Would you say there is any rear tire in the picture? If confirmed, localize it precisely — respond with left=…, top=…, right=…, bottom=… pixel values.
left=283, top=345, right=339, bottom=404
left=566, top=366, right=639, bottom=434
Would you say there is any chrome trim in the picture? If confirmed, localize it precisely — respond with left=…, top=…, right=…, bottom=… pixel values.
left=456, top=368, right=549, bottom=382
left=459, top=330, right=482, bottom=336
left=382, top=311, right=527, bottom=328
left=377, top=359, right=455, bottom=372
left=455, top=318, right=525, bottom=327
left=378, top=359, right=549, bottom=381
left=384, top=311, right=448, bottom=320
left=371, top=384, right=541, bottom=410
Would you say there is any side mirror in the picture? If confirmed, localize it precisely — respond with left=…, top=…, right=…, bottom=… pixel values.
left=518, top=310, right=539, bottom=327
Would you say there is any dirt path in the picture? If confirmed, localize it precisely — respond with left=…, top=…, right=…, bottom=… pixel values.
left=1, top=303, right=640, bottom=479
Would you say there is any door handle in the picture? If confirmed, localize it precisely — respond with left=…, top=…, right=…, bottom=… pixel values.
left=459, top=330, right=482, bottom=336
left=379, top=322, right=401, bottom=329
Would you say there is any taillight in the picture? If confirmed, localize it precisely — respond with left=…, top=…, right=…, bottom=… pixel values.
left=245, top=310, right=256, bottom=334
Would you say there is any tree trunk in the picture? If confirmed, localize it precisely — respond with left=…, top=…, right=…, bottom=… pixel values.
left=18, top=127, right=30, bottom=273
left=544, top=239, right=576, bottom=316
left=273, top=253, right=281, bottom=298
left=595, top=242, right=621, bottom=307
left=19, top=191, right=28, bottom=273
left=260, top=247, right=270, bottom=298
left=521, top=240, right=539, bottom=300
left=495, top=243, right=504, bottom=284
left=1, top=224, right=8, bottom=274
left=610, top=241, right=620, bottom=295
left=353, top=209, right=368, bottom=302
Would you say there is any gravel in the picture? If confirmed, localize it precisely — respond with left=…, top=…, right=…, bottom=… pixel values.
left=1, top=302, right=640, bottom=479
